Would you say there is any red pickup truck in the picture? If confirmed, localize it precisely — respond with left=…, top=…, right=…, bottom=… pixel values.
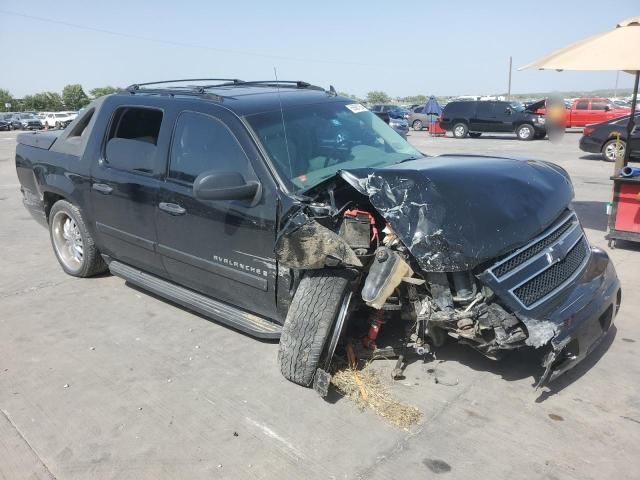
left=538, top=97, right=630, bottom=128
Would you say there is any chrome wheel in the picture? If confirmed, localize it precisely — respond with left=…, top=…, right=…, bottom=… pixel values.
left=454, top=125, right=465, bottom=137
left=51, top=211, right=84, bottom=271
left=518, top=125, right=533, bottom=139
left=604, top=141, right=625, bottom=162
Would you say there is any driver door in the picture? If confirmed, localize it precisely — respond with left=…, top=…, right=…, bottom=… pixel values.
left=155, top=108, right=280, bottom=320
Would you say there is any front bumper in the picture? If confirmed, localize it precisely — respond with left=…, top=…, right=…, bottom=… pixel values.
left=534, top=247, right=620, bottom=385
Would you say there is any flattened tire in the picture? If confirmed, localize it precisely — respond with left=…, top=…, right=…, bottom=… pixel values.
left=278, top=270, right=352, bottom=386
left=49, top=200, right=107, bottom=277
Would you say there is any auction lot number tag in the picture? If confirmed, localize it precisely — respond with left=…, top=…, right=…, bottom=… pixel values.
left=345, top=104, right=368, bottom=113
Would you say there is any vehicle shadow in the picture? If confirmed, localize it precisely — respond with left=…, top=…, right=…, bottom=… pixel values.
left=579, top=154, right=605, bottom=161
left=572, top=200, right=609, bottom=232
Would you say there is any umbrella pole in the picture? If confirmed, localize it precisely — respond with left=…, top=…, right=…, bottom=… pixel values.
left=619, top=70, right=639, bottom=171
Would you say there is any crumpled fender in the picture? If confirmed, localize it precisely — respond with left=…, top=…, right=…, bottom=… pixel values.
left=275, top=210, right=362, bottom=269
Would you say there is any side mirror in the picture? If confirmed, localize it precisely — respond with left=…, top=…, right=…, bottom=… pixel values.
left=604, top=105, right=611, bottom=112
left=505, top=108, right=512, bottom=115
left=194, top=171, right=261, bottom=206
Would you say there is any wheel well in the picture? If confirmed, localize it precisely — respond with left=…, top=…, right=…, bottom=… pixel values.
left=43, top=192, right=65, bottom=221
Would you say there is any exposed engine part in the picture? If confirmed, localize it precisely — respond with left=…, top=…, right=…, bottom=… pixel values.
left=362, top=309, right=386, bottom=350
left=339, top=209, right=375, bottom=255
left=361, top=248, right=413, bottom=309
left=451, top=271, right=477, bottom=303
left=428, top=272, right=454, bottom=311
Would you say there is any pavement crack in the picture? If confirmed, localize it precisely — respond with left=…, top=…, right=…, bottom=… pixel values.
left=1, top=409, right=57, bottom=479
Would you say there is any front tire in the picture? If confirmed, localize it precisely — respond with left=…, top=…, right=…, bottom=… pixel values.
left=602, top=139, right=625, bottom=162
left=49, top=200, right=107, bottom=277
left=278, top=270, right=353, bottom=387
left=452, top=122, right=468, bottom=138
left=412, top=120, right=423, bottom=131
left=516, top=124, right=535, bottom=141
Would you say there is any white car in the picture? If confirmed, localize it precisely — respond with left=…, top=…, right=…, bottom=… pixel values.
left=44, top=112, right=74, bottom=129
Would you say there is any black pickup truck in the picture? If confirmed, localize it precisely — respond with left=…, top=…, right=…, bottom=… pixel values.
left=15, top=79, right=620, bottom=393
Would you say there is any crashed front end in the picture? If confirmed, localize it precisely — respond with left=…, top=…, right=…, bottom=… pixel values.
left=276, top=155, right=620, bottom=389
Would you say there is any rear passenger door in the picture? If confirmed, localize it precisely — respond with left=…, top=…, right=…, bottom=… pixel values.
left=155, top=107, right=280, bottom=320
left=90, top=106, right=169, bottom=277
left=572, top=100, right=590, bottom=126
left=470, top=102, right=492, bottom=131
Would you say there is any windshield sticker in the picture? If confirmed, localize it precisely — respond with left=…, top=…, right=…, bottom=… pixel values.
left=345, top=103, right=368, bottom=114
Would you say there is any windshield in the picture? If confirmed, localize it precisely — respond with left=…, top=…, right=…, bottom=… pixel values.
left=20, top=114, right=36, bottom=119
left=246, top=101, right=421, bottom=191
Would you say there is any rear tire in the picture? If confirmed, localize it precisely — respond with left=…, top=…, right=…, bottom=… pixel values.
left=469, top=132, right=482, bottom=138
left=278, top=270, right=353, bottom=387
left=516, top=124, right=535, bottom=140
left=452, top=122, right=468, bottom=138
left=49, top=200, right=107, bottom=278
left=602, top=139, right=625, bottom=162
left=412, top=120, right=423, bottom=131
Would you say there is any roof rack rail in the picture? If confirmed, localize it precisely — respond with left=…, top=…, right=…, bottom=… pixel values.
left=126, top=78, right=243, bottom=91
left=125, top=87, right=225, bottom=102
left=233, top=80, right=324, bottom=90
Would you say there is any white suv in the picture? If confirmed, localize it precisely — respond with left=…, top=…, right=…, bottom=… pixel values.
left=44, top=112, right=74, bottom=129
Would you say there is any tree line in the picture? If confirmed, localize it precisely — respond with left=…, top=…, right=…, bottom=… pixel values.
left=0, top=85, right=120, bottom=112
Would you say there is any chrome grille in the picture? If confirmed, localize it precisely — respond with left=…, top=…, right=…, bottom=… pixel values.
left=513, top=237, right=588, bottom=307
left=482, top=212, right=590, bottom=310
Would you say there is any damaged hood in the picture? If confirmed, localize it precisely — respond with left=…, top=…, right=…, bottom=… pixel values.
left=339, top=155, right=573, bottom=272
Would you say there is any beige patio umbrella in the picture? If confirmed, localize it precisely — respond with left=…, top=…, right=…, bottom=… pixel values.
left=520, top=16, right=640, bottom=165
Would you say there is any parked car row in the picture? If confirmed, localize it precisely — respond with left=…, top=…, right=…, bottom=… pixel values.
left=0, top=111, right=78, bottom=131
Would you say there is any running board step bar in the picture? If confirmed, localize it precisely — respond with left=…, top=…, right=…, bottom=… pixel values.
left=108, top=260, right=282, bottom=339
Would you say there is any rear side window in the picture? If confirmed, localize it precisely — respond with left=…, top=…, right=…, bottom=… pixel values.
left=107, top=107, right=163, bottom=145
left=476, top=102, right=494, bottom=116
left=444, top=102, right=474, bottom=116
left=104, top=106, right=163, bottom=174
left=591, top=101, right=607, bottom=110
left=576, top=100, right=589, bottom=110
left=413, top=106, right=423, bottom=113
left=168, top=111, right=251, bottom=184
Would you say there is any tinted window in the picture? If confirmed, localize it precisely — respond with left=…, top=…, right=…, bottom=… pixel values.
left=107, top=107, right=163, bottom=145
left=413, top=106, right=423, bottom=113
left=576, top=100, right=589, bottom=110
left=104, top=107, right=163, bottom=173
left=169, top=111, right=251, bottom=184
left=591, top=101, right=607, bottom=110
left=444, top=102, right=474, bottom=116
left=476, top=102, right=494, bottom=116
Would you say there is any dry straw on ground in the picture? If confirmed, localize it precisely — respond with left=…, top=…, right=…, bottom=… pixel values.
left=331, top=367, right=422, bottom=428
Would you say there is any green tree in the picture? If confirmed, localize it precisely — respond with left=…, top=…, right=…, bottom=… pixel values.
left=366, top=90, right=391, bottom=104
left=89, top=86, right=120, bottom=98
left=0, top=89, right=14, bottom=112
left=62, top=84, right=90, bottom=110
left=21, top=92, right=64, bottom=111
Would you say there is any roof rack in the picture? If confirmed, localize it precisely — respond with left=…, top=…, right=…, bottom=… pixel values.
left=232, top=80, right=324, bottom=90
left=126, top=78, right=244, bottom=91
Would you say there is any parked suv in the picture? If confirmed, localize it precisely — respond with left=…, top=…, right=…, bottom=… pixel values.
left=440, top=100, right=547, bottom=140
left=15, top=79, right=620, bottom=394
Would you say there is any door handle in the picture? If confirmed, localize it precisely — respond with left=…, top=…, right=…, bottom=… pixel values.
left=159, top=202, right=186, bottom=215
left=92, top=183, right=113, bottom=195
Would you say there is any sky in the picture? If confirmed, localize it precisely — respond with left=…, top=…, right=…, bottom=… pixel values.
left=0, top=0, right=638, bottom=99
